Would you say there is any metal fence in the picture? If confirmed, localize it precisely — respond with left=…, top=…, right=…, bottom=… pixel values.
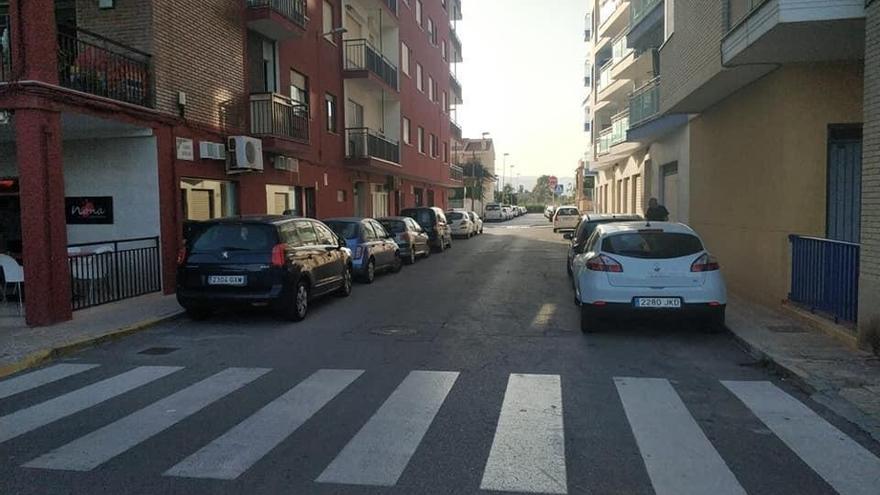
left=788, top=235, right=860, bottom=325
left=56, top=27, right=152, bottom=107
left=246, top=0, right=308, bottom=28
left=343, top=39, right=398, bottom=90
left=345, top=127, right=400, bottom=164
left=250, top=92, right=309, bottom=142
left=67, top=237, right=162, bottom=310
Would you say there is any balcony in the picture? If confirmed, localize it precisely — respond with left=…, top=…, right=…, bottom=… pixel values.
left=250, top=93, right=309, bottom=142
left=345, top=128, right=400, bottom=164
left=598, top=0, right=629, bottom=39
left=584, top=12, right=593, bottom=42
left=343, top=39, right=399, bottom=92
left=629, top=77, right=659, bottom=127
left=56, top=28, right=153, bottom=107
left=596, top=127, right=613, bottom=156
left=449, top=0, right=463, bottom=21
left=627, top=0, right=664, bottom=51
left=450, top=73, right=463, bottom=104
left=246, top=0, right=308, bottom=40
left=721, top=0, right=865, bottom=66
left=450, top=119, right=462, bottom=140
left=450, top=164, right=464, bottom=182
left=610, top=110, right=629, bottom=146
left=597, top=59, right=613, bottom=92
left=450, top=27, right=464, bottom=63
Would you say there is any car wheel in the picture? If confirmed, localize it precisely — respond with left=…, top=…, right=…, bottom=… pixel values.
left=336, top=266, right=353, bottom=297
left=392, top=253, right=403, bottom=273
left=283, top=280, right=309, bottom=322
left=580, top=306, right=595, bottom=334
left=185, top=307, right=212, bottom=321
left=362, top=258, right=376, bottom=283
left=703, top=308, right=726, bottom=334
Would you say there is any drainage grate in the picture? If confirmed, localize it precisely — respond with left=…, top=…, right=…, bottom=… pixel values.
left=137, top=347, right=180, bottom=355
left=369, top=326, right=418, bottom=337
left=766, top=324, right=806, bottom=334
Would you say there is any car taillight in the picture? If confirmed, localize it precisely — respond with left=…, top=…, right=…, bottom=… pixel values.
left=176, top=247, right=187, bottom=266
left=271, top=244, right=286, bottom=267
left=586, top=254, right=623, bottom=273
left=355, top=245, right=365, bottom=259
left=691, top=253, right=720, bottom=272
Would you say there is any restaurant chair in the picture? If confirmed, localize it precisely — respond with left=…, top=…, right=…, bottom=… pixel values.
left=0, top=253, right=24, bottom=315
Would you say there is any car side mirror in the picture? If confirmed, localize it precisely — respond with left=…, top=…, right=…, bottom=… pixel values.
left=563, top=233, right=573, bottom=240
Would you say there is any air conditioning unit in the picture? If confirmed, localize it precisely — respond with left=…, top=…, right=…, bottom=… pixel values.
left=226, top=136, right=264, bottom=174
left=199, top=141, right=226, bottom=160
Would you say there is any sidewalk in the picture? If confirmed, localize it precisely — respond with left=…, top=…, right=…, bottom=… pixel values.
left=0, top=293, right=183, bottom=378
left=727, top=294, right=880, bottom=442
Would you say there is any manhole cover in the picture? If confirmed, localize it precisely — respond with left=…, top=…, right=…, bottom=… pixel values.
left=766, top=324, right=806, bottom=334
left=138, top=346, right=180, bottom=355
left=370, top=326, right=418, bottom=337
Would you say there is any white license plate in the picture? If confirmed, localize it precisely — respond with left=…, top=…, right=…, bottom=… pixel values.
left=634, top=297, right=682, bottom=308
left=208, top=275, right=246, bottom=286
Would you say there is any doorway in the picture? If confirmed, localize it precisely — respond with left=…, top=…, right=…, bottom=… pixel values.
left=826, top=125, right=862, bottom=243
left=660, top=162, right=679, bottom=222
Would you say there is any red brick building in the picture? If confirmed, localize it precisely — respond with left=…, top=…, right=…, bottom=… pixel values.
left=0, top=0, right=463, bottom=326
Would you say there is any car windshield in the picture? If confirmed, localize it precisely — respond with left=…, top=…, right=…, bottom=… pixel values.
left=325, top=221, right=360, bottom=240
left=190, top=224, right=277, bottom=252
left=447, top=212, right=464, bottom=220
left=602, top=232, right=704, bottom=259
left=487, top=205, right=500, bottom=211
left=380, top=220, right=407, bottom=234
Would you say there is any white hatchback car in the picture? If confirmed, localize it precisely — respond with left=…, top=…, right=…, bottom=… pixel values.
left=552, top=206, right=580, bottom=232
left=447, top=210, right=475, bottom=237
left=485, top=203, right=503, bottom=222
left=571, top=222, right=727, bottom=333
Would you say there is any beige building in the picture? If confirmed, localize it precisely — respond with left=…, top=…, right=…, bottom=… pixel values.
left=584, top=0, right=875, bottom=345
left=453, top=137, right=496, bottom=214
left=861, top=2, right=880, bottom=346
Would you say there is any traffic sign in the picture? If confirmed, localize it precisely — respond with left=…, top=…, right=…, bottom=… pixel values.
left=548, top=176, right=558, bottom=190
left=555, top=184, right=564, bottom=195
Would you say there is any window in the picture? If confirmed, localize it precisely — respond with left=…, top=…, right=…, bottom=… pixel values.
left=443, top=141, right=448, bottom=163
left=191, top=224, right=277, bottom=252
left=441, top=41, right=447, bottom=61
left=313, top=222, right=337, bottom=246
left=428, top=76, right=434, bottom=101
left=295, top=221, right=319, bottom=246
left=427, top=18, right=437, bottom=45
left=325, top=93, right=337, bottom=132
left=323, top=1, right=334, bottom=42
left=401, top=42, right=410, bottom=76
left=416, top=63, right=423, bottom=92
left=403, top=117, right=411, bottom=145
left=429, top=134, right=436, bottom=157
left=442, top=91, right=448, bottom=111
left=602, top=233, right=704, bottom=259
left=416, top=0, right=423, bottom=27
left=347, top=99, right=364, bottom=127
left=418, top=126, right=425, bottom=154
left=362, top=221, right=377, bottom=241
left=261, top=40, right=277, bottom=92
left=290, top=69, right=308, bottom=106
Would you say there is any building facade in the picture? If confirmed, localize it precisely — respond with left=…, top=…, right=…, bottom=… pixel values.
left=0, top=0, right=464, bottom=326
left=452, top=136, right=496, bottom=213
left=861, top=0, right=880, bottom=345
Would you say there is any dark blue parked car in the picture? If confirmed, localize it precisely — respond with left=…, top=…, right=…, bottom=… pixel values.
left=324, top=218, right=402, bottom=283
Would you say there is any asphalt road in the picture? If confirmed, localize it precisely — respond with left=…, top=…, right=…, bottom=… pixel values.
left=2, top=214, right=880, bottom=495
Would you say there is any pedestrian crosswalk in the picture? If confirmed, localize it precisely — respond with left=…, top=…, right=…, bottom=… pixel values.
left=2, top=363, right=880, bottom=494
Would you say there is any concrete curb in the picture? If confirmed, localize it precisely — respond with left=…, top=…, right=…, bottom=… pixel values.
left=0, top=310, right=184, bottom=379
left=726, top=327, right=818, bottom=394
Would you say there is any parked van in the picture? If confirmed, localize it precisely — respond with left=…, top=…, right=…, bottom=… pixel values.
left=485, top=203, right=503, bottom=222
left=400, top=207, right=453, bottom=252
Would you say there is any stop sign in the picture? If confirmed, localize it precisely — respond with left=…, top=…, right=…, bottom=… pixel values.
left=548, top=176, right=558, bottom=190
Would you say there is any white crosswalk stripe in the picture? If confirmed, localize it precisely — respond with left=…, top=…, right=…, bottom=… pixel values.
left=615, top=377, right=747, bottom=495
left=0, top=366, right=181, bottom=444
left=316, top=370, right=459, bottom=487
left=0, top=364, right=99, bottom=400
left=24, top=367, right=269, bottom=471
left=480, top=374, right=567, bottom=494
left=723, top=380, right=880, bottom=495
left=166, top=369, right=363, bottom=480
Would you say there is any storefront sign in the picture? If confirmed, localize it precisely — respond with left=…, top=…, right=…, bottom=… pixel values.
left=176, top=137, right=194, bottom=161
left=65, top=196, right=114, bottom=224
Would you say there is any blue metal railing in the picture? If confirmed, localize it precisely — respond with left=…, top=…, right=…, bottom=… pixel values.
left=788, top=235, right=860, bottom=324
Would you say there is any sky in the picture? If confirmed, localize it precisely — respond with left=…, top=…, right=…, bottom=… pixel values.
left=455, top=0, right=588, bottom=187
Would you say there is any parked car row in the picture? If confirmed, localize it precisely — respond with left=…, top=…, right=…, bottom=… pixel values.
left=176, top=207, right=485, bottom=322
left=484, top=203, right=526, bottom=222
left=560, top=213, right=728, bottom=334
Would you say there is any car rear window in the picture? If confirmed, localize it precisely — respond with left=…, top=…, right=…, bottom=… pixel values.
left=486, top=205, right=500, bottom=211
left=380, top=220, right=407, bottom=234
left=557, top=208, right=579, bottom=216
left=447, top=212, right=464, bottom=220
left=190, top=224, right=278, bottom=252
left=602, top=232, right=704, bottom=259
left=325, top=221, right=360, bottom=240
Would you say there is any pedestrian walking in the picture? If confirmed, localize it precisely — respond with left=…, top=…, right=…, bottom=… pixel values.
left=646, top=197, right=669, bottom=222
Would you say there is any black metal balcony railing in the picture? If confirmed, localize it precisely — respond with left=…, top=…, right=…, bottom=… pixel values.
left=346, top=128, right=400, bottom=164
left=789, top=235, right=860, bottom=324
left=629, top=77, right=660, bottom=127
left=247, top=0, right=308, bottom=29
left=250, top=93, right=309, bottom=142
left=57, top=27, right=153, bottom=107
left=343, top=39, right=399, bottom=90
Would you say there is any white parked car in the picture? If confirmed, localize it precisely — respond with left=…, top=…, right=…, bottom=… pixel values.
left=552, top=206, right=580, bottom=232
left=447, top=210, right=475, bottom=237
left=468, top=211, right=484, bottom=234
left=502, top=206, right=513, bottom=220
left=485, top=203, right=503, bottom=222
left=571, top=222, right=727, bottom=333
